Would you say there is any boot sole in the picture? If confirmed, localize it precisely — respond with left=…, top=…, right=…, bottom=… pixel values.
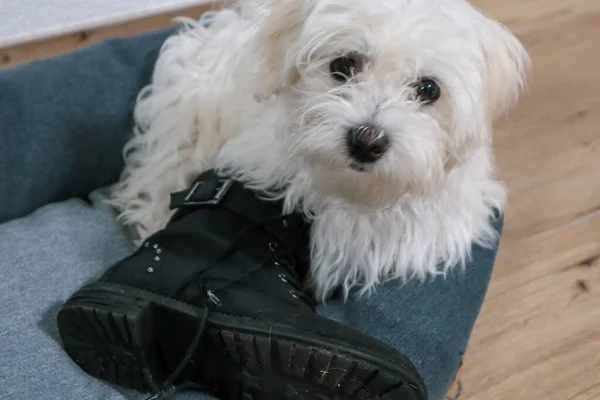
left=57, top=282, right=426, bottom=400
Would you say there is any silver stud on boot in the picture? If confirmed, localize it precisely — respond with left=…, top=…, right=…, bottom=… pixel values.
left=144, top=242, right=162, bottom=272
left=269, top=242, right=280, bottom=252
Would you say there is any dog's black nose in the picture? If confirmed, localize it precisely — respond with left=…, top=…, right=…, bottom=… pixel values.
left=346, top=124, right=389, bottom=163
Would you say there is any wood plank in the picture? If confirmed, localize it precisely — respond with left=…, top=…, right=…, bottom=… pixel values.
left=471, top=0, right=600, bottom=31
left=461, top=210, right=600, bottom=400
left=0, top=3, right=221, bottom=69
left=492, top=10, right=600, bottom=245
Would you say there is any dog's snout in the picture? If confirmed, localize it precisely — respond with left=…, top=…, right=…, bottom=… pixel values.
left=346, top=124, right=389, bottom=164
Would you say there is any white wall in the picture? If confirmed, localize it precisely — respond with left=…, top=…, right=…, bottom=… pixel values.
left=0, top=0, right=211, bottom=47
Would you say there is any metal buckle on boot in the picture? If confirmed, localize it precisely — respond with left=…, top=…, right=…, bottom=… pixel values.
left=183, top=179, right=233, bottom=206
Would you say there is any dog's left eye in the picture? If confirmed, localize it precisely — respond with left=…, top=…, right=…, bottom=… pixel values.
left=330, top=55, right=363, bottom=82
left=415, top=79, right=441, bottom=104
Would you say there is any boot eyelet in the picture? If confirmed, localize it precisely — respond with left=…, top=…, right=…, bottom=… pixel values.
left=207, top=290, right=223, bottom=307
left=290, top=290, right=300, bottom=299
left=278, top=273, right=288, bottom=282
left=273, top=259, right=281, bottom=266
left=282, top=219, right=289, bottom=228
left=147, top=267, right=154, bottom=273
left=269, top=242, right=280, bottom=252
left=144, top=242, right=150, bottom=248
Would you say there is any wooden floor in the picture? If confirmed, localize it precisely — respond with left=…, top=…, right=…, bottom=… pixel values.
left=2, top=1, right=599, bottom=399
left=457, top=2, right=600, bottom=400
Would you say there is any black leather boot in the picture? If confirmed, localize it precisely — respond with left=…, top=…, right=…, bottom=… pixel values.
left=57, top=170, right=427, bottom=400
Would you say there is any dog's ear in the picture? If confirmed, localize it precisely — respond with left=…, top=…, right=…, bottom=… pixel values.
left=479, top=16, right=531, bottom=121
left=445, top=16, right=529, bottom=171
left=257, top=0, right=315, bottom=94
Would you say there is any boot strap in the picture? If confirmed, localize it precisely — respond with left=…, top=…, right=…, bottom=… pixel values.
left=169, top=170, right=302, bottom=248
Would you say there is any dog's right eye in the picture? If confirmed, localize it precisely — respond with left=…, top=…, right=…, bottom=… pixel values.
left=330, top=55, right=363, bottom=82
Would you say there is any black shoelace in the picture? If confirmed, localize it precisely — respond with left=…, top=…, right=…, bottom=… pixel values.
left=144, top=212, right=312, bottom=400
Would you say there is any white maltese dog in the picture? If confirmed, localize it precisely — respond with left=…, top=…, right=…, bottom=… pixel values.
left=108, top=0, right=530, bottom=301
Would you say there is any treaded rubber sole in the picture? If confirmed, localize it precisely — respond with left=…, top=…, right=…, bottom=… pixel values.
left=57, top=283, right=427, bottom=400
left=57, top=285, right=174, bottom=393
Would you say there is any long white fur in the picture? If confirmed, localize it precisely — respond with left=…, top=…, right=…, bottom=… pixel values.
left=107, top=0, right=530, bottom=301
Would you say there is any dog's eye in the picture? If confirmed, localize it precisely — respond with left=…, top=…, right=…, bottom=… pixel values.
left=415, top=78, right=441, bottom=104
left=330, top=55, right=363, bottom=82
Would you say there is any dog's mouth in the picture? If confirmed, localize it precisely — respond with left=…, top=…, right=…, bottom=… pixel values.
left=348, top=160, right=375, bottom=173
left=349, top=162, right=367, bottom=172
